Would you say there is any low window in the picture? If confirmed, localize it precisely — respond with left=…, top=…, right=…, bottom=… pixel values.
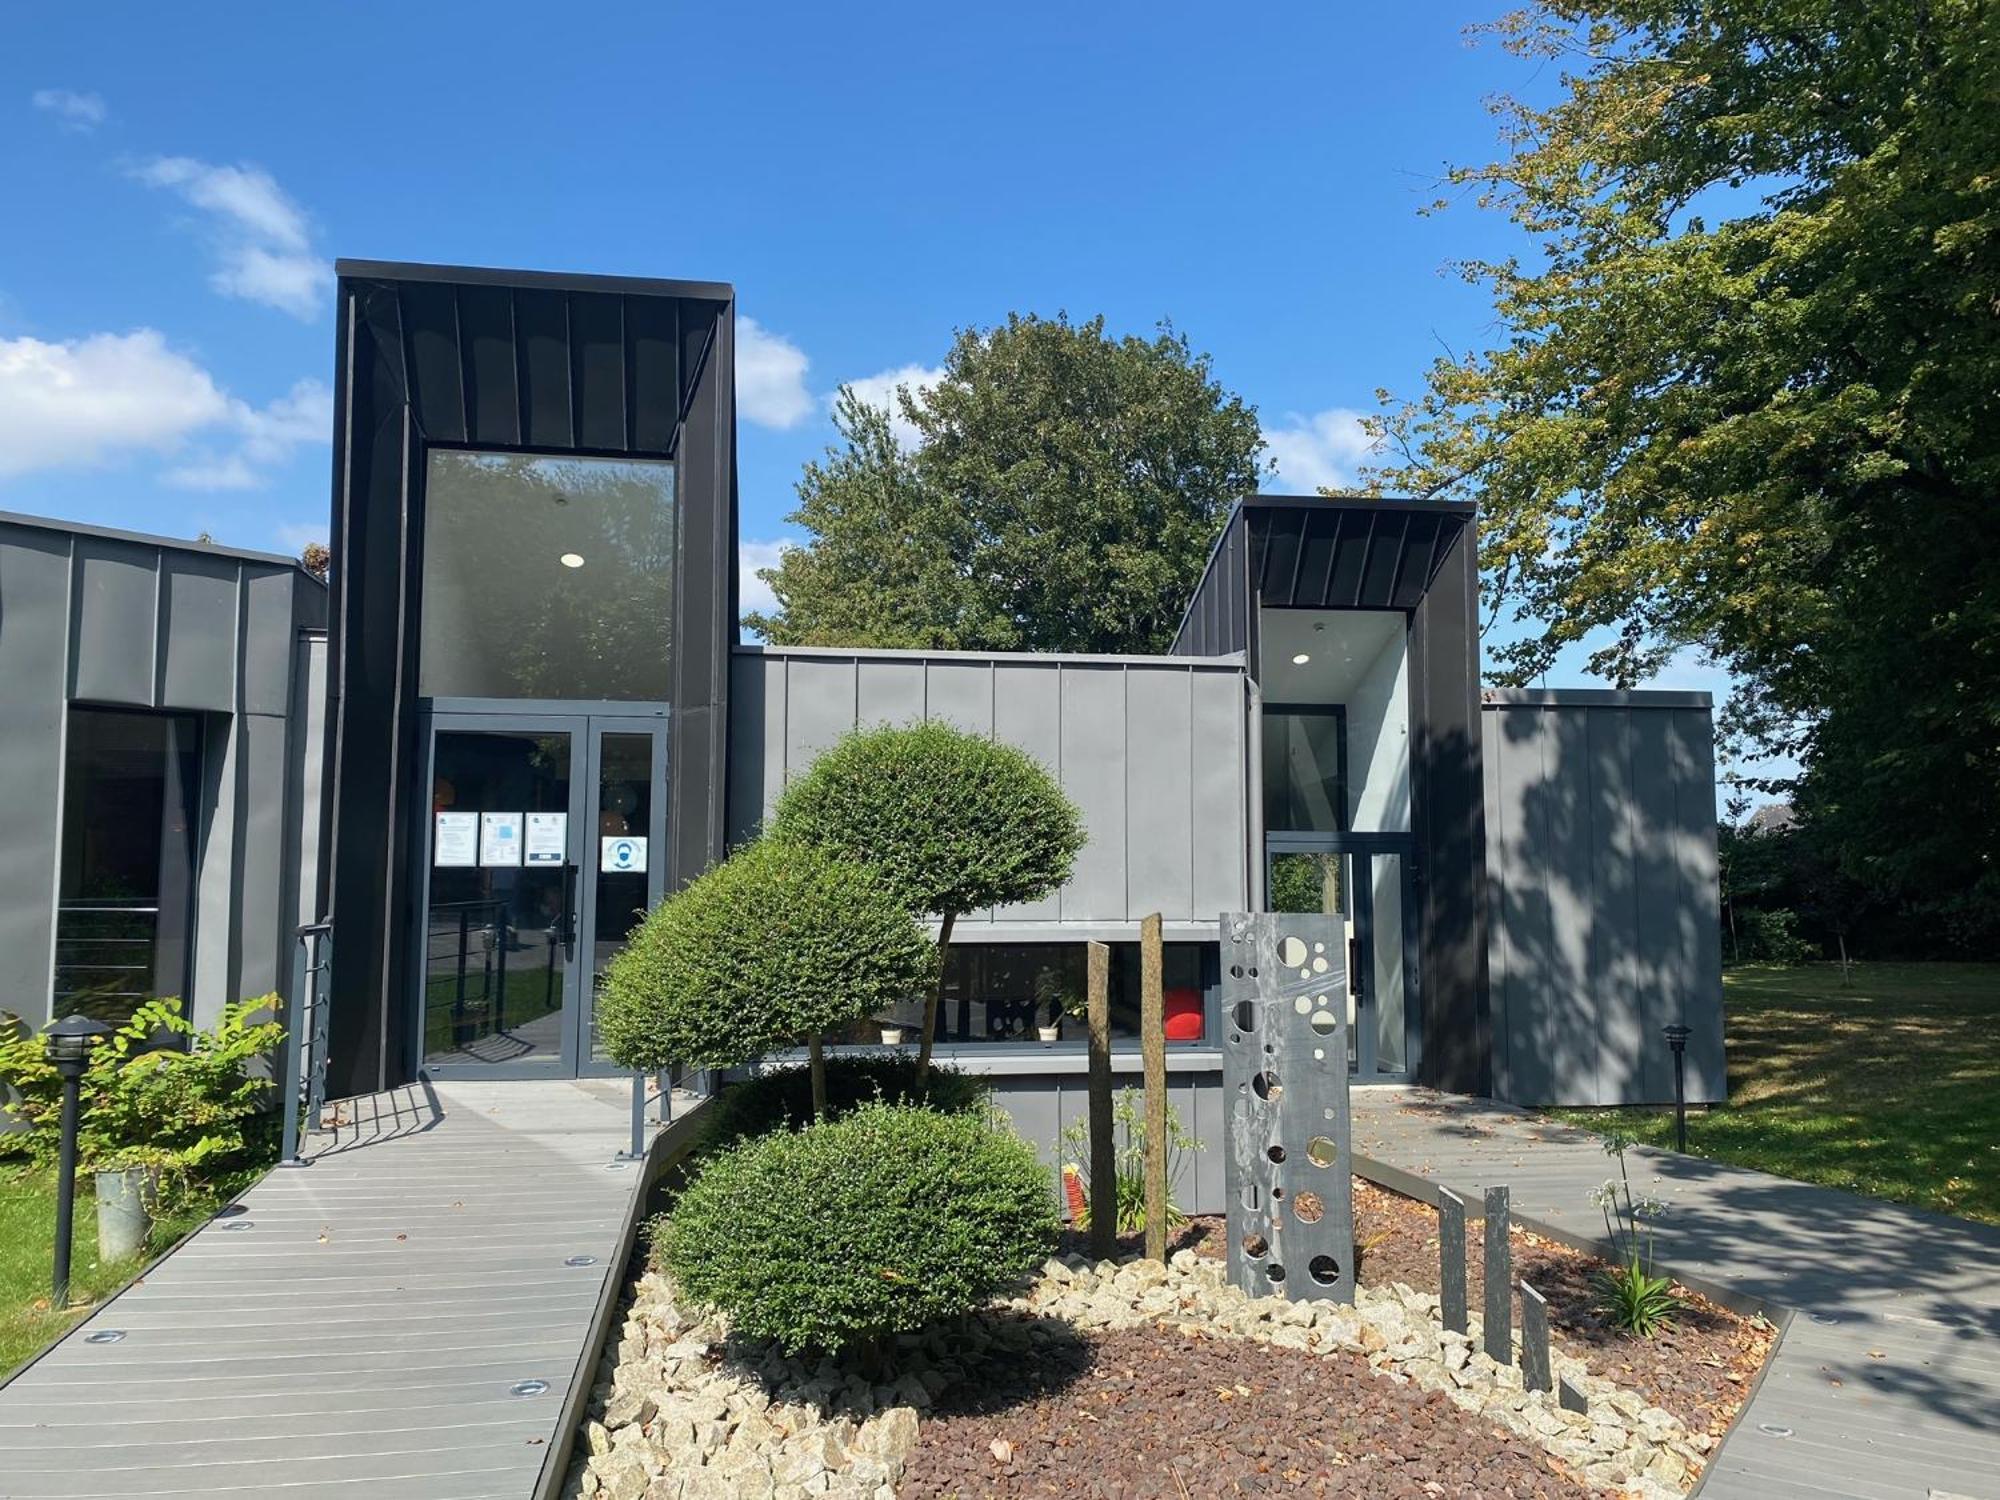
left=55, top=708, right=203, bottom=1025
left=835, top=942, right=1212, bottom=1046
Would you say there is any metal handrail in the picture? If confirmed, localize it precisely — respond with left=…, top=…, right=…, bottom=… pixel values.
left=279, top=919, right=333, bottom=1168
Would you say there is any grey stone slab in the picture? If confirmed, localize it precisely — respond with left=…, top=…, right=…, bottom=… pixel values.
left=1437, top=1187, right=1467, bottom=1334
left=1481, top=1184, right=1511, bottom=1361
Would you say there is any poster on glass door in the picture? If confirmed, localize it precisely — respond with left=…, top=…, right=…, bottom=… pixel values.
left=434, top=811, right=477, bottom=867
left=480, top=811, right=523, bottom=867
left=524, top=812, right=568, bottom=865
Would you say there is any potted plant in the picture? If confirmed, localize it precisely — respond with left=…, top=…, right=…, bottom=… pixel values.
left=880, top=1023, right=907, bottom=1047
left=92, top=1145, right=174, bottom=1262
left=1035, top=972, right=1085, bottom=1043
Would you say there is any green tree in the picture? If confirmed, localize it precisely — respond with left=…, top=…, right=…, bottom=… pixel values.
left=596, top=839, right=936, bottom=1114
left=1372, top=0, right=2000, bottom=942
left=769, top=721, right=1085, bottom=1083
left=748, top=313, right=1268, bottom=654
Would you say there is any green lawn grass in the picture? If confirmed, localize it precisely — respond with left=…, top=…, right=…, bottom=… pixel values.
left=1, top=1160, right=267, bottom=1380
left=1549, top=962, right=2000, bottom=1225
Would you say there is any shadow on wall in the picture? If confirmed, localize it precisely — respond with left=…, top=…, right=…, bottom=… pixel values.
left=1484, top=701, right=1726, bottom=1108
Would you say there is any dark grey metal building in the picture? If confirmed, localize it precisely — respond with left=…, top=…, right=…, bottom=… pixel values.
left=0, top=513, right=326, bottom=1035
left=321, top=261, right=737, bottom=1095
left=0, top=260, right=1729, bottom=1173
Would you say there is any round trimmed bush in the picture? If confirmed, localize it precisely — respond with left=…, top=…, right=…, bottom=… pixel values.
left=597, top=840, right=936, bottom=1072
left=657, top=1101, right=1059, bottom=1356
left=769, top=720, right=1084, bottom=924
left=700, top=1055, right=989, bottom=1145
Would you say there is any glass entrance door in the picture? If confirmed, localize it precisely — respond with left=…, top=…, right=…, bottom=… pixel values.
left=417, top=712, right=666, bottom=1078
left=1266, top=835, right=1418, bottom=1080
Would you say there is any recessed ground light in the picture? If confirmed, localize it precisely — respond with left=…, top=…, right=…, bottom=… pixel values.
left=563, top=1254, right=598, bottom=1268
left=1292, top=652, right=1311, bottom=664
left=218, top=1220, right=255, bottom=1232
left=84, top=1329, right=126, bottom=1344
left=559, top=552, right=586, bottom=569
left=509, top=1379, right=550, bottom=1398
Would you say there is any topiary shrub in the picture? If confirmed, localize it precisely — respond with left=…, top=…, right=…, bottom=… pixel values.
left=597, top=839, right=936, bottom=1074
left=700, top=1054, right=989, bottom=1145
left=770, top=720, right=1084, bottom=1078
left=657, top=1100, right=1059, bottom=1356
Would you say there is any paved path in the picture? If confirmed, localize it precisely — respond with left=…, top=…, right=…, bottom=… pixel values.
left=0, top=1077, right=696, bottom=1500
left=1352, top=1089, right=2000, bottom=1500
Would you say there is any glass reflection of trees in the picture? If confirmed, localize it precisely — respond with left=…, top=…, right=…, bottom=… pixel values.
left=420, top=451, right=676, bottom=701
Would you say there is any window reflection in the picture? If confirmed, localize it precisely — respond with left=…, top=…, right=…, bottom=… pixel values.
left=419, top=451, right=675, bottom=701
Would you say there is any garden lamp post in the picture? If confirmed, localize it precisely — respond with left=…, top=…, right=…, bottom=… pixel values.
left=43, top=1014, right=109, bottom=1307
left=1662, top=1023, right=1692, bottom=1152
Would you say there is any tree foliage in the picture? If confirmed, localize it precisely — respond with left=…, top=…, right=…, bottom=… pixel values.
left=596, top=840, right=936, bottom=1072
left=747, top=312, right=1267, bottom=655
left=656, top=1101, right=1059, bottom=1356
left=770, top=720, right=1085, bottom=922
left=771, top=720, right=1085, bottom=1074
left=1372, top=0, right=2000, bottom=940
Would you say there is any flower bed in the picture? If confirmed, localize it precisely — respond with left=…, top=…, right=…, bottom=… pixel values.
left=569, top=1232, right=1744, bottom=1499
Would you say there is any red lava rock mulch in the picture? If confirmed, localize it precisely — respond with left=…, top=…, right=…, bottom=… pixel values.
left=898, top=1324, right=1591, bottom=1500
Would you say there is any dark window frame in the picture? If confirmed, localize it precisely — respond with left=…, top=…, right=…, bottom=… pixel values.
left=1262, top=701, right=1348, bottom=835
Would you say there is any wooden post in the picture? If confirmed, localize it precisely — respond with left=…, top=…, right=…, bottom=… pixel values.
left=1140, top=912, right=1168, bottom=1262
left=807, top=1036, right=827, bottom=1120
left=1085, top=940, right=1115, bottom=1261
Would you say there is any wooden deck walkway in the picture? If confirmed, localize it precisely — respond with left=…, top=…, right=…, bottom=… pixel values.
left=1352, top=1089, right=2000, bottom=1500
left=0, top=1077, right=697, bottom=1500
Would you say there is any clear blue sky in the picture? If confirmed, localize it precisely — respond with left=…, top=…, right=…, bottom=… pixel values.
left=0, top=2, right=1746, bottom=716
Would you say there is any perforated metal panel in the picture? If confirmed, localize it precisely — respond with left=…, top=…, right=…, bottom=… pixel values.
left=1221, top=912, right=1355, bottom=1302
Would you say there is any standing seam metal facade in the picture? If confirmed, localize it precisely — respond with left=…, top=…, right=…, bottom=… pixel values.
left=0, top=513, right=327, bottom=1030
left=323, top=261, right=738, bottom=1096
left=1481, top=690, right=1727, bottom=1106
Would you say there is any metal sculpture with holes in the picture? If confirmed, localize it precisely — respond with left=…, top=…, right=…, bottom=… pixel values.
left=1220, top=912, right=1356, bottom=1303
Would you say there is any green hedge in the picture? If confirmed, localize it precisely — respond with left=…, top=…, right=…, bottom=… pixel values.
left=657, top=1101, right=1058, bottom=1356
left=596, top=839, right=936, bottom=1071
left=699, top=1054, right=989, bottom=1145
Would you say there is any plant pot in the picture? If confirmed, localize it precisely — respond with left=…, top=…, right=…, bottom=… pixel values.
left=880, top=1027, right=906, bottom=1047
left=95, top=1167, right=155, bottom=1263
left=1037, top=1024, right=1062, bottom=1043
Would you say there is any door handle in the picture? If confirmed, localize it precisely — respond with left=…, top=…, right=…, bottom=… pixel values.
left=1348, top=936, right=1363, bottom=998
left=559, top=862, right=579, bottom=962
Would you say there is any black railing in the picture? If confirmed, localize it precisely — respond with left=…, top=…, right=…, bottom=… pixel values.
left=279, top=920, right=333, bottom=1168
left=51, top=902, right=164, bottom=1022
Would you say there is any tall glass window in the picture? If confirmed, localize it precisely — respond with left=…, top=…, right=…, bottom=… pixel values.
left=1263, top=707, right=1346, bottom=833
left=419, top=451, right=676, bottom=701
left=55, top=708, right=202, bottom=1024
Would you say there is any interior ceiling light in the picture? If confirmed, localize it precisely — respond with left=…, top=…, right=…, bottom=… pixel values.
left=1292, top=652, right=1311, bottom=665
left=559, top=553, right=586, bottom=569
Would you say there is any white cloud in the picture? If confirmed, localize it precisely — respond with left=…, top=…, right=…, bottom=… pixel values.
left=163, top=377, right=332, bottom=491
left=131, top=156, right=331, bottom=319
left=738, top=537, right=796, bottom=620
left=1262, top=407, right=1380, bottom=494
left=0, top=329, right=228, bottom=479
left=839, top=363, right=944, bottom=449
left=735, top=316, right=814, bottom=429
left=32, top=88, right=105, bottom=131
left=274, top=520, right=326, bottom=554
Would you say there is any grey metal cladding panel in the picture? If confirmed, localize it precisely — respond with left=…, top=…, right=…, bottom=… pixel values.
left=855, top=658, right=925, bottom=726
left=398, top=280, right=467, bottom=443
left=726, top=651, right=774, bottom=847
left=1057, top=665, right=1127, bottom=922
left=1480, top=712, right=1511, bottom=1101
left=1491, top=706, right=1556, bottom=1106
left=570, top=292, right=628, bottom=452
left=234, top=712, right=293, bottom=999
left=1627, top=714, right=1687, bottom=1105
left=1585, top=709, right=1644, bottom=1106
left=1668, top=709, right=1727, bottom=1100
left=1543, top=706, right=1600, bottom=1104
left=158, top=553, right=239, bottom=712
left=923, top=660, right=994, bottom=734
left=0, top=531, right=70, bottom=1024
left=783, top=656, right=859, bottom=775
left=456, top=282, right=522, bottom=447
left=69, top=537, right=157, bottom=705
left=988, top=1071, right=1227, bottom=1216
left=991, top=663, right=1062, bottom=922
left=1124, top=668, right=1193, bottom=920
left=516, top=289, right=574, bottom=448
left=240, top=568, right=298, bottom=715
left=1189, top=670, right=1248, bottom=918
